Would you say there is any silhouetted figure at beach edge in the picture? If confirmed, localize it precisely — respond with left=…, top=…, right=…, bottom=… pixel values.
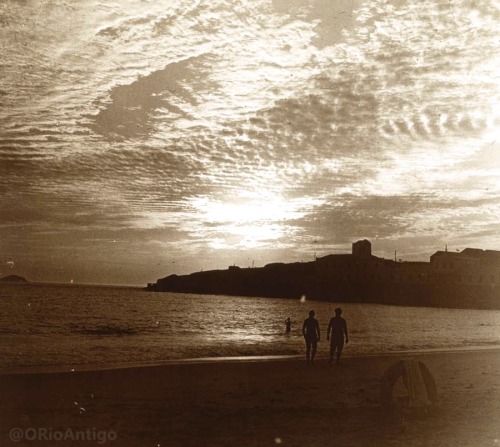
left=285, top=317, right=291, bottom=334
left=327, top=307, right=349, bottom=365
left=302, top=310, right=320, bottom=365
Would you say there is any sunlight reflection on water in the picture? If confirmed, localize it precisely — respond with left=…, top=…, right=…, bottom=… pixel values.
left=0, top=283, right=499, bottom=368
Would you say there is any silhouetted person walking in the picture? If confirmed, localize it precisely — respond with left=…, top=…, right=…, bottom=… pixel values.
left=302, top=310, right=320, bottom=365
left=285, top=317, right=291, bottom=334
left=327, top=307, right=348, bottom=365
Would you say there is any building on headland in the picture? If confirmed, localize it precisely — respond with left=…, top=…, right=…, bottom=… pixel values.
left=430, top=248, right=500, bottom=286
left=147, top=240, right=500, bottom=309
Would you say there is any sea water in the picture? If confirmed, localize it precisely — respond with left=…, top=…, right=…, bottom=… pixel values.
left=0, top=282, right=499, bottom=369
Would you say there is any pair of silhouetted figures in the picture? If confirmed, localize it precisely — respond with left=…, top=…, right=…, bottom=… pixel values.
left=301, top=308, right=349, bottom=365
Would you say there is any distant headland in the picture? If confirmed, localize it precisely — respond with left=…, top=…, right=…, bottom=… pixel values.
left=0, top=275, right=28, bottom=283
left=147, top=240, right=500, bottom=310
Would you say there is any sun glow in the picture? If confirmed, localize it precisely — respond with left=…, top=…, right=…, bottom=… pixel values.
left=190, top=192, right=319, bottom=249
left=191, top=195, right=303, bottom=224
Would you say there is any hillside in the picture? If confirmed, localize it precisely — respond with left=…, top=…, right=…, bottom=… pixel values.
left=0, top=275, right=28, bottom=283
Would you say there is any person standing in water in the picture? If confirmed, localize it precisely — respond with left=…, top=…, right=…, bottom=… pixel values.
left=302, top=310, right=320, bottom=365
left=285, top=317, right=291, bottom=334
left=327, top=307, right=349, bottom=365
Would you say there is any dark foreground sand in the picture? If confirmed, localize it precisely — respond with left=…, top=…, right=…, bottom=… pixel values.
left=1, top=350, right=499, bottom=447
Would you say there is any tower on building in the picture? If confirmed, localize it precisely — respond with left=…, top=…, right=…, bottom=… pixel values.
left=352, top=239, right=372, bottom=257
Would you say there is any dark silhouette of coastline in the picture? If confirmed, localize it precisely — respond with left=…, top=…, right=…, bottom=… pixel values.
left=0, top=275, right=28, bottom=283
left=146, top=240, right=500, bottom=310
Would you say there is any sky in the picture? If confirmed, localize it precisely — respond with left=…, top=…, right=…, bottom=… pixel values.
left=1, top=0, right=499, bottom=286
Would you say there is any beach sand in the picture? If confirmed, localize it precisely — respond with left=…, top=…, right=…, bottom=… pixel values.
left=1, top=350, right=499, bottom=446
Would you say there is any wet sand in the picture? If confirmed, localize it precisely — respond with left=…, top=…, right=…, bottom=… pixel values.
left=1, top=350, right=499, bottom=446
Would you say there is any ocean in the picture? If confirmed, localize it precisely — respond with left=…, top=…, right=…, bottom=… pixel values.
left=1, top=282, right=499, bottom=370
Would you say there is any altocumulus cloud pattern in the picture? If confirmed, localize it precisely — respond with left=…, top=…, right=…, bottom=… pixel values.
left=0, top=0, right=499, bottom=284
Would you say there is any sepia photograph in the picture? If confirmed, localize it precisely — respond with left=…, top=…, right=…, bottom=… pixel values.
left=1, top=0, right=499, bottom=445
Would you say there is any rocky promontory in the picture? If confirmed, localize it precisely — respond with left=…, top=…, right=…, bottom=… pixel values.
left=0, top=275, right=28, bottom=283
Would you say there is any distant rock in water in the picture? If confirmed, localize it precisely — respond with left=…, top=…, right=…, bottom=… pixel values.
left=0, top=275, right=28, bottom=283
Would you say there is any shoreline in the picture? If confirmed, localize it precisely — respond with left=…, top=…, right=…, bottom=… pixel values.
left=2, top=345, right=500, bottom=375
left=0, top=349, right=498, bottom=446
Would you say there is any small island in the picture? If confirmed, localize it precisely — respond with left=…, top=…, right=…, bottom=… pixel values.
left=0, top=275, right=28, bottom=283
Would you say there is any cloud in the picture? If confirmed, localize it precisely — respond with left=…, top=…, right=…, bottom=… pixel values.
left=1, top=0, right=499, bottom=282
left=87, top=56, right=202, bottom=140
